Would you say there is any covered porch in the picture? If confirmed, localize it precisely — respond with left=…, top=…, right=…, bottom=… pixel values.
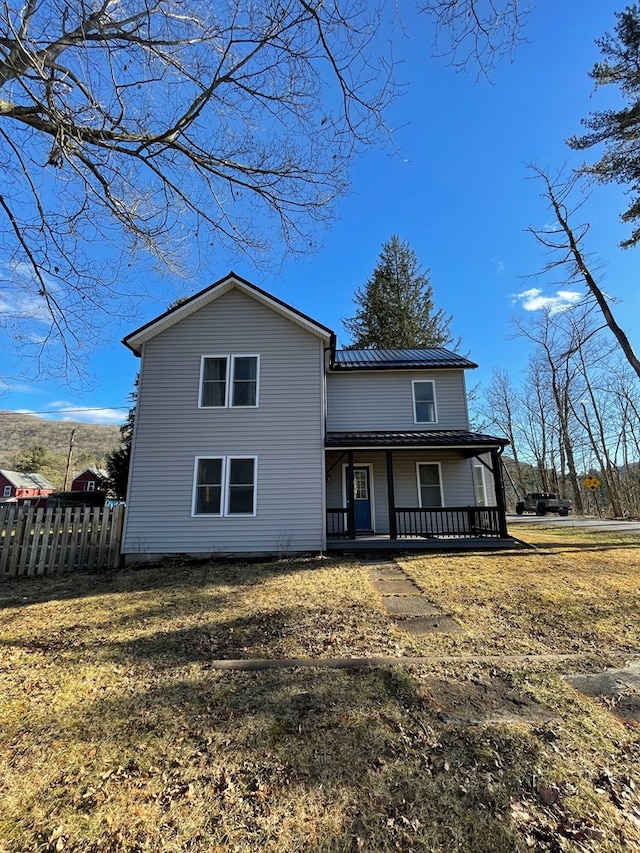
left=324, top=430, right=511, bottom=550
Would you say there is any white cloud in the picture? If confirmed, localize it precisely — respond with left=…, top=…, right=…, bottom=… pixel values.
left=0, top=380, right=35, bottom=393
left=0, top=291, right=53, bottom=323
left=0, top=261, right=62, bottom=323
left=512, top=288, right=582, bottom=314
left=6, top=404, right=126, bottom=425
left=48, top=402, right=126, bottom=424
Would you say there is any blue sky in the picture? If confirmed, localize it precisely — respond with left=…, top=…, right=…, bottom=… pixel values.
left=1, top=0, right=638, bottom=426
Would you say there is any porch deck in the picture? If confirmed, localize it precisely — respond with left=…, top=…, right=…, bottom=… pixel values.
left=326, top=533, right=516, bottom=552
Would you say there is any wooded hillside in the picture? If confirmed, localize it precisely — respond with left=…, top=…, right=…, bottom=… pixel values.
left=0, top=411, right=121, bottom=488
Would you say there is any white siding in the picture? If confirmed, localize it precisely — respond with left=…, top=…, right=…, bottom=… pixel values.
left=326, top=370, right=470, bottom=431
left=124, top=288, right=327, bottom=556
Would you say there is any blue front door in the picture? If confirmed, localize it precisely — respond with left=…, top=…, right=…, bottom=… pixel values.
left=352, top=467, right=372, bottom=531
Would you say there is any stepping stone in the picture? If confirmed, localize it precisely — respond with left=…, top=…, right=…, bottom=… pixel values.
left=360, top=559, right=398, bottom=567
left=371, top=579, right=421, bottom=595
left=395, top=615, right=465, bottom=634
left=366, top=567, right=406, bottom=581
left=381, top=596, right=444, bottom=617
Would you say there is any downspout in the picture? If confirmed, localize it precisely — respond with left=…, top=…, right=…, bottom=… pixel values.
left=491, top=447, right=509, bottom=538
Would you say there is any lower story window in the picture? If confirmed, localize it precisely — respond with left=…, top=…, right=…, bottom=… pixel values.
left=473, top=464, right=487, bottom=506
left=193, top=456, right=256, bottom=516
left=417, top=463, right=443, bottom=507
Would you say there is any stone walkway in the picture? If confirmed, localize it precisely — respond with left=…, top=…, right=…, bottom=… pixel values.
left=363, top=558, right=465, bottom=635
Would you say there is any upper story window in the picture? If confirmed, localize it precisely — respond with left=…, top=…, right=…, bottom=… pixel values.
left=3, top=485, right=11, bottom=497
left=412, top=380, right=437, bottom=423
left=199, top=355, right=259, bottom=408
left=87, top=481, right=96, bottom=491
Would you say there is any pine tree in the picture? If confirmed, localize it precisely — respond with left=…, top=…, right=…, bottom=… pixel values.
left=343, top=236, right=458, bottom=349
left=106, top=377, right=137, bottom=501
left=568, top=5, right=640, bottom=248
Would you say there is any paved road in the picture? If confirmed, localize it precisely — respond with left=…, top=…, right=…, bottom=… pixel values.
left=507, top=514, right=640, bottom=533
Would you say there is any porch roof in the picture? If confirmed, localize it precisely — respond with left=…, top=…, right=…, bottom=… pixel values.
left=325, top=430, right=509, bottom=450
left=331, top=348, right=477, bottom=370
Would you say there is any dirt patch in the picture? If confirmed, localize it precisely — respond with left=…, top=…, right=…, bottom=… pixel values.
left=565, top=660, right=640, bottom=724
left=423, top=674, right=555, bottom=724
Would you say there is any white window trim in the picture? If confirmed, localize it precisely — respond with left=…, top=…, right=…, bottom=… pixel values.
left=340, top=462, right=376, bottom=533
left=230, top=354, right=260, bottom=408
left=3, top=485, right=11, bottom=497
left=192, top=455, right=224, bottom=516
left=198, top=355, right=260, bottom=409
left=87, top=481, right=96, bottom=491
left=192, top=455, right=258, bottom=517
left=473, top=463, right=487, bottom=507
left=411, top=379, right=438, bottom=425
left=416, top=461, right=444, bottom=507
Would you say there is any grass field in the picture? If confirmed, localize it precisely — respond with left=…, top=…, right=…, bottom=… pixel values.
left=1, top=526, right=639, bottom=852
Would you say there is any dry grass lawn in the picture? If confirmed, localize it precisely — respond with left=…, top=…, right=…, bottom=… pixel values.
left=0, top=526, right=639, bottom=852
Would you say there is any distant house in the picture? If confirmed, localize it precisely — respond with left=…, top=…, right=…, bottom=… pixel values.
left=71, top=467, right=109, bottom=492
left=0, top=470, right=56, bottom=509
left=121, top=272, right=510, bottom=559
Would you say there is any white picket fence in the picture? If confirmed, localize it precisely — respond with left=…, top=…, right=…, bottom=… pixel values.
left=0, top=505, right=124, bottom=579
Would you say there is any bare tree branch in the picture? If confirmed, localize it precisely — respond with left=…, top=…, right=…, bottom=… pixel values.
left=527, top=164, right=640, bottom=383
left=0, top=0, right=395, bottom=378
left=420, top=0, right=529, bottom=76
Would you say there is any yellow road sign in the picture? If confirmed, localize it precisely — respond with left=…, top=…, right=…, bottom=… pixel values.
left=583, top=475, right=601, bottom=491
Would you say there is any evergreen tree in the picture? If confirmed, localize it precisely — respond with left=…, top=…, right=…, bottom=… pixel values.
left=343, top=236, right=458, bottom=349
left=106, top=378, right=137, bottom=501
left=568, top=5, right=640, bottom=248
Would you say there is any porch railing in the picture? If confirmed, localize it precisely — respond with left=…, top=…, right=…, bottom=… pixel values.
left=326, top=506, right=502, bottom=539
left=326, top=508, right=350, bottom=539
left=395, top=507, right=502, bottom=538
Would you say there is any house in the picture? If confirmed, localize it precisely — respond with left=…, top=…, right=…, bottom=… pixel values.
left=122, top=273, right=510, bottom=559
left=71, top=467, right=109, bottom=492
left=0, top=470, right=56, bottom=509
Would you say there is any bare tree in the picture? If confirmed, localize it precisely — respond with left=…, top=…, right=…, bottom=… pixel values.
left=511, top=308, right=592, bottom=511
left=0, top=0, right=394, bottom=375
left=483, top=368, right=528, bottom=495
left=0, top=0, right=533, bottom=379
left=527, top=165, right=640, bottom=382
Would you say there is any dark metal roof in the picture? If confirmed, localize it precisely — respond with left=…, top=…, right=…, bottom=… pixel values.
left=332, top=348, right=477, bottom=370
left=325, top=430, right=509, bottom=449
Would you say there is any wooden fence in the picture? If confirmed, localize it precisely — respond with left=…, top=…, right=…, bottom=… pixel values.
left=0, top=505, right=124, bottom=579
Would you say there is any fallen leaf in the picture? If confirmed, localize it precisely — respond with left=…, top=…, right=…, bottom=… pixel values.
left=537, top=783, right=560, bottom=806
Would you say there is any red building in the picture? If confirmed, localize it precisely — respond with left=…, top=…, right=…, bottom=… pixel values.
left=71, top=468, right=109, bottom=492
left=0, top=470, right=56, bottom=509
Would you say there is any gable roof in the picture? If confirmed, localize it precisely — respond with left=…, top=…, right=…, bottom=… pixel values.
left=0, top=470, right=56, bottom=490
left=332, top=348, right=477, bottom=370
left=73, top=467, right=108, bottom=481
left=123, top=272, right=335, bottom=355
